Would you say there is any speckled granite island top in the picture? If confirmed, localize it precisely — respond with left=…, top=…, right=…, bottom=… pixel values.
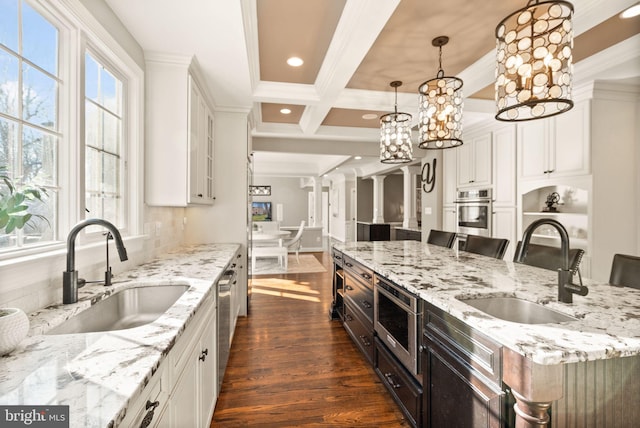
left=333, top=240, right=640, bottom=366
left=0, top=243, right=239, bottom=428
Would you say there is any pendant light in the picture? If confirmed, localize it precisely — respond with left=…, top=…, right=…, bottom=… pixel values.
left=380, top=81, right=413, bottom=164
left=495, top=0, right=574, bottom=121
left=418, top=36, right=464, bottom=150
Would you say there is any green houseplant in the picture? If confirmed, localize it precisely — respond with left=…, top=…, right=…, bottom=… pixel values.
left=0, top=166, right=49, bottom=234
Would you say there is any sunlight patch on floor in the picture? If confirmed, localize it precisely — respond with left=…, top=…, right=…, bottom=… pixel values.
left=252, top=286, right=321, bottom=303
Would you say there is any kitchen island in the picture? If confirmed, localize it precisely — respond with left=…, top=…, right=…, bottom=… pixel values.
left=333, top=240, right=640, bottom=427
left=0, top=243, right=240, bottom=428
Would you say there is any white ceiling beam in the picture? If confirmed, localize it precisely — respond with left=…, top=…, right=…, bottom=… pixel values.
left=299, top=0, right=402, bottom=135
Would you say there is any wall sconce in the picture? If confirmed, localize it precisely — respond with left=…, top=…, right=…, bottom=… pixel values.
left=249, top=185, right=271, bottom=196
left=495, top=0, right=574, bottom=121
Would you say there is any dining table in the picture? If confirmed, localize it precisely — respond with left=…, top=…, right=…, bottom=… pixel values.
left=251, top=230, right=291, bottom=247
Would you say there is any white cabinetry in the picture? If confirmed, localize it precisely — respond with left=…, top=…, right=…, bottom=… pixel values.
left=442, top=149, right=457, bottom=233
left=168, top=292, right=217, bottom=428
left=492, top=125, right=517, bottom=207
left=146, top=55, right=215, bottom=206
left=118, top=362, right=169, bottom=428
left=493, top=207, right=516, bottom=261
left=517, top=101, right=590, bottom=181
left=457, top=131, right=492, bottom=187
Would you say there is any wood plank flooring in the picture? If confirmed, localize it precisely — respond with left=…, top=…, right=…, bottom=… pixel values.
left=211, top=251, right=409, bottom=427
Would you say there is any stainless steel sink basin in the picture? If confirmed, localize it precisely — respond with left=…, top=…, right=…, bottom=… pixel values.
left=459, top=296, right=577, bottom=324
left=47, top=284, right=190, bottom=335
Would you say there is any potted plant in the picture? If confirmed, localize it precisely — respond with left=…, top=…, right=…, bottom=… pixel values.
left=0, top=165, right=49, bottom=234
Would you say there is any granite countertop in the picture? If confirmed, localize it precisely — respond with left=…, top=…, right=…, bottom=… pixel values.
left=0, top=243, right=240, bottom=428
left=333, top=240, right=640, bottom=366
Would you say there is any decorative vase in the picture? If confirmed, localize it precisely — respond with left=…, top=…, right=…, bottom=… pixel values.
left=0, top=308, right=30, bottom=356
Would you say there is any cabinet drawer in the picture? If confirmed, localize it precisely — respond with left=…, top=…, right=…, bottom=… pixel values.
left=423, top=302, right=501, bottom=386
left=344, top=271, right=374, bottom=323
left=344, top=300, right=374, bottom=364
left=332, top=249, right=344, bottom=267
left=120, top=364, right=167, bottom=428
left=343, top=255, right=373, bottom=287
left=375, top=337, right=422, bottom=428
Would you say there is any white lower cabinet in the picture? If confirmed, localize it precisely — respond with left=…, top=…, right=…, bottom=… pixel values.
left=443, top=205, right=457, bottom=233
left=168, top=293, right=217, bottom=428
left=493, top=207, right=516, bottom=261
left=123, top=292, right=218, bottom=428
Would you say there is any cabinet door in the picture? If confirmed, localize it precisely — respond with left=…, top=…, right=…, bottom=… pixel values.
left=551, top=101, right=590, bottom=177
left=199, top=318, right=218, bottom=427
left=204, top=109, right=215, bottom=201
left=517, top=119, right=550, bottom=180
left=472, top=133, right=492, bottom=186
left=443, top=205, right=457, bottom=233
left=188, top=77, right=202, bottom=203
left=442, top=149, right=457, bottom=205
left=492, top=125, right=516, bottom=206
left=492, top=207, right=516, bottom=261
left=456, top=142, right=473, bottom=186
left=170, top=343, right=200, bottom=428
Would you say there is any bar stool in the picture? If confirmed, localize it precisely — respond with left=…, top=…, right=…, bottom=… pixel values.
left=609, top=254, right=640, bottom=289
left=427, top=230, right=457, bottom=248
left=463, top=235, right=509, bottom=260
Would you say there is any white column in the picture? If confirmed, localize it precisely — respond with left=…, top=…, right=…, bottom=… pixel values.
left=372, top=175, right=386, bottom=224
left=401, top=166, right=420, bottom=228
left=312, top=176, right=322, bottom=227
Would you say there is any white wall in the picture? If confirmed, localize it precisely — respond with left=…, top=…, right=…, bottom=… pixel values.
left=420, top=151, right=443, bottom=238
left=252, top=176, right=309, bottom=227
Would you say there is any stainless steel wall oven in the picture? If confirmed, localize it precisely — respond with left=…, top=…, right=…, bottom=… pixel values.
left=455, top=188, right=493, bottom=238
left=374, top=275, right=422, bottom=378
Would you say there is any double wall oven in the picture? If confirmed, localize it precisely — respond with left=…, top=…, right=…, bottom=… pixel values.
left=455, top=188, right=493, bottom=245
left=374, top=275, right=422, bottom=378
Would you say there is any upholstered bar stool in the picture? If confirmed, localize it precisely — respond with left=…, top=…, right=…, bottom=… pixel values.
left=427, top=230, right=457, bottom=248
left=609, top=253, right=640, bottom=289
left=463, top=235, right=510, bottom=260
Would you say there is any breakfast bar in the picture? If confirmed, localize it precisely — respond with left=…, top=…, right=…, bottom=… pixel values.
left=332, top=240, right=640, bottom=427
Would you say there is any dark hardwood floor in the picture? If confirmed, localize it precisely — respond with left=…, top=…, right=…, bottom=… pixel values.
left=211, top=251, right=408, bottom=427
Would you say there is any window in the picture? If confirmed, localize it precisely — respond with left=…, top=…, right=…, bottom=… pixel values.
left=84, top=52, right=125, bottom=229
left=0, top=0, right=142, bottom=256
left=0, top=0, right=59, bottom=250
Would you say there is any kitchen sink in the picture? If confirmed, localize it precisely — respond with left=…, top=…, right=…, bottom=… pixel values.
left=46, top=284, right=190, bottom=335
left=459, top=296, right=577, bottom=324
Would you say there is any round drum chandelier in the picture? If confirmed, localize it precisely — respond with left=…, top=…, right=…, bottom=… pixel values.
left=380, top=81, right=413, bottom=164
left=495, top=0, right=574, bottom=121
left=418, top=36, right=464, bottom=150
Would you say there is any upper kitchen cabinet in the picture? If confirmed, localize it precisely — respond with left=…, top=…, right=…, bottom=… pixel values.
left=146, top=55, right=215, bottom=207
left=457, top=129, right=492, bottom=188
left=492, top=125, right=517, bottom=207
left=517, top=100, right=590, bottom=182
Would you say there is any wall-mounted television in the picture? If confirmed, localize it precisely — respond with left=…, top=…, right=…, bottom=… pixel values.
left=252, top=201, right=272, bottom=222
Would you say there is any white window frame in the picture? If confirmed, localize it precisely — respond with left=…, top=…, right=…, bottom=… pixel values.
left=0, top=0, right=144, bottom=261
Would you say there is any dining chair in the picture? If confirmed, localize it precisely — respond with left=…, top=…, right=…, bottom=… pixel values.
left=609, top=253, right=640, bottom=289
left=463, top=235, right=510, bottom=260
left=283, top=220, right=305, bottom=263
left=427, top=229, right=457, bottom=248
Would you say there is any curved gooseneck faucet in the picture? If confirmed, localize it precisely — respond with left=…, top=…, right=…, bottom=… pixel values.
left=63, top=218, right=128, bottom=304
left=514, top=218, right=588, bottom=303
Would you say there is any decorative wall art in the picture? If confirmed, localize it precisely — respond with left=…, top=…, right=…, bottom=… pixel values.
left=421, top=158, right=437, bottom=193
left=249, top=185, right=271, bottom=196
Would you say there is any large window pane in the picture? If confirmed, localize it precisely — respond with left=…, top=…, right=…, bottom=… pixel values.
left=0, top=116, right=18, bottom=174
left=0, top=50, right=19, bottom=117
left=21, top=1, right=57, bottom=75
left=0, top=0, right=19, bottom=52
left=84, top=52, right=124, bottom=228
left=22, top=125, right=56, bottom=185
left=22, top=63, right=57, bottom=130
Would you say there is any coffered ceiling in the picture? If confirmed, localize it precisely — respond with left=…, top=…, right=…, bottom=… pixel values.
left=106, top=0, right=640, bottom=177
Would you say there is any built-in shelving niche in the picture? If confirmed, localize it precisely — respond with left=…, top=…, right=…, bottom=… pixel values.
left=522, top=185, right=588, bottom=251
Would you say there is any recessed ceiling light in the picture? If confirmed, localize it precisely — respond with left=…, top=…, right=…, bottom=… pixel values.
left=354, top=156, right=362, bottom=160
left=287, top=57, right=304, bottom=67
left=280, top=108, right=292, bottom=114
left=621, top=3, right=640, bottom=18
left=362, top=113, right=377, bottom=120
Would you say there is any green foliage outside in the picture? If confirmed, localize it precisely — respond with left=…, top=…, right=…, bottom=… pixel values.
left=0, top=166, right=49, bottom=234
